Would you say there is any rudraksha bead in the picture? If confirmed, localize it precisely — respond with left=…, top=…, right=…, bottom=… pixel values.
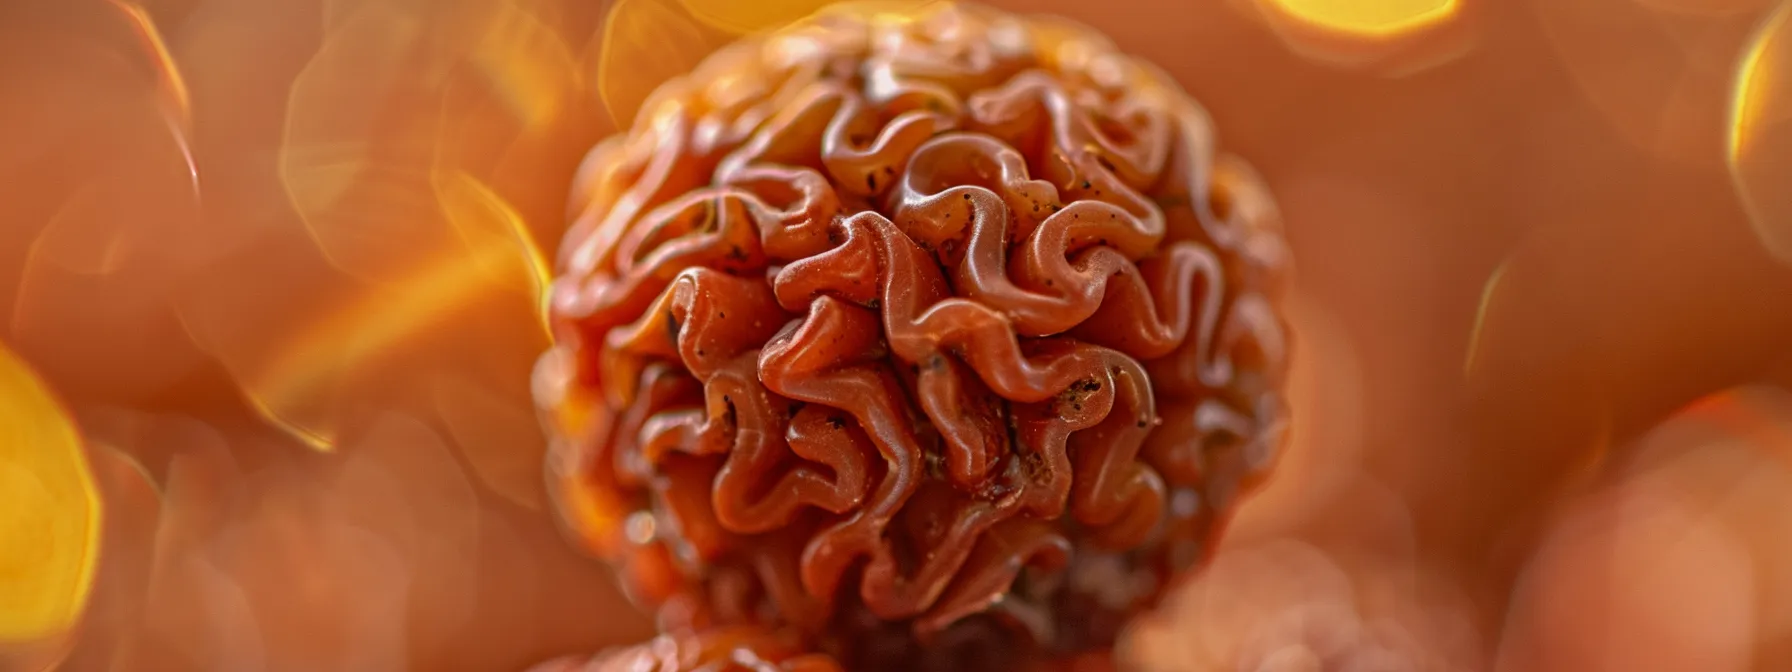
left=534, top=3, right=1292, bottom=668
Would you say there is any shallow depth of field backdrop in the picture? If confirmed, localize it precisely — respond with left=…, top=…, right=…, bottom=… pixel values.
left=2, top=0, right=1791, bottom=670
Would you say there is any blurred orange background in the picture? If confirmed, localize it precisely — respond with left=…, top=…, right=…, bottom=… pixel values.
left=2, top=0, right=1790, bottom=670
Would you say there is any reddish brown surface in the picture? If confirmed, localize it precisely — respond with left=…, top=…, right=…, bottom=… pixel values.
left=529, top=624, right=1120, bottom=672
left=528, top=626, right=844, bottom=672
left=534, top=3, right=1290, bottom=667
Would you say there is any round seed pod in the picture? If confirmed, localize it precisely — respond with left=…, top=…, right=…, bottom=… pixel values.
left=535, top=3, right=1292, bottom=668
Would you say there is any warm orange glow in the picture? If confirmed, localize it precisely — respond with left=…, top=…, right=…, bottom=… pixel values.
left=280, top=3, right=436, bottom=283
left=1633, top=0, right=1773, bottom=15
left=26, top=184, right=133, bottom=277
left=240, top=223, right=551, bottom=451
left=1682, top=386, right=1792, bottom=451
left=435, top=170, right=554, bottom=319
left=1259, top=0, right=1460, bottom=36
left=597, top=0, right=721, bottom=127
left=432, top=374, right=548, bottom=510
left=678, top=0, right=834, bottom=33
left=1244, top=0, right=1472, bottom=75
left=467, top=3, right=580, bottom=133
left=679, top=0, right=938, bottom=33
left=7, top=0, right=1792, bottom=668
left=105, top=0, right=198, bottom=196
left=1728, top=1, right=1792, bottom=265
left=0, top=341, right=100, bottom=644
left=1729, top=4, right=1785, bottom=160
left=1463, top=257, right=1512, bottom=378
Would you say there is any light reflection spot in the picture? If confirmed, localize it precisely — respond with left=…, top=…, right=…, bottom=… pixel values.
left=0, top=343, right=100, bottom=644
left=625, top=511, right=657, bottom=545
left=1260, top=0, right=1461, bottom=36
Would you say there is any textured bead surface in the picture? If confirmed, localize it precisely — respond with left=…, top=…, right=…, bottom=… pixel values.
left=534, top=3, right=1292, bottom=667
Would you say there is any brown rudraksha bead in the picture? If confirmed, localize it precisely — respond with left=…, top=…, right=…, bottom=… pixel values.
left=533, top=3, right=1291, bottom=669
